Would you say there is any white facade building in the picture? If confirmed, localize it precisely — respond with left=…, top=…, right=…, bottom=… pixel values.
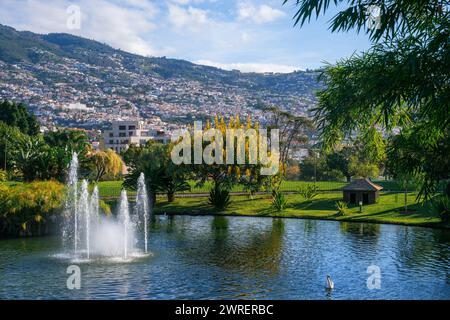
left=103, top=120, right=170, bottom=153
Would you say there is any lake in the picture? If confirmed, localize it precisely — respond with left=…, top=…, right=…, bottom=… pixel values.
left=0, top=215, right=449, bottom=299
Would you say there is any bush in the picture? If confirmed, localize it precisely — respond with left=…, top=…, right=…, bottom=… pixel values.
left=0, top=180, right=65, bottom=236
left=0, top=169, right=6, bottom=182
left=208, top=184, right=231, bottom=210
left=432, top=195, right=450, bottom=223
left=272, top=191, right=288, bottom=212
left=335, top=201, right=348, bottom=216
left=298, top=184, right=318, bottom=202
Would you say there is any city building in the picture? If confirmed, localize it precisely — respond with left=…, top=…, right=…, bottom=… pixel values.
left=103, top=120, right=170, bottom=153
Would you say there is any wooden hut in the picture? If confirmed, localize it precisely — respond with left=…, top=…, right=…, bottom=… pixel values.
left=342, top=179, right=383, bottom=204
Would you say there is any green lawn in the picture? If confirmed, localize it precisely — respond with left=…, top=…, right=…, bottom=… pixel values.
left=97, top=179, right=421, bottom=198
left=2, top=179, right=427, bottom=198
left=153, top=192, right=447, bottom=228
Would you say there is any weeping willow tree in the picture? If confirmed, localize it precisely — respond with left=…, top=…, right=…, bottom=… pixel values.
left=284, top=0, right=450, bottom=198
left=90, top=149, right=124, bottom=182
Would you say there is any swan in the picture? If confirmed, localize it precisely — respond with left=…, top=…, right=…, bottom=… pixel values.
left=326, top=275, right=334, bottom=290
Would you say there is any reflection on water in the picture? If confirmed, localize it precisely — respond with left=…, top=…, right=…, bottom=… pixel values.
left=340, top=222, right=381, bottom=237
left=0, top=216, right=449, bottom=300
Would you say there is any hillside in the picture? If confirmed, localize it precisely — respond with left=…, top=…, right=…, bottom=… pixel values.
left=0, top=24, right=322, bottom=129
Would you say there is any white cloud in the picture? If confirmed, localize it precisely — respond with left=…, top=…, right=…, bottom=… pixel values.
left=0, top=0, right=307, bottom=69
left=237, top=2, right=285, bottom=24
left=168, top=4, right=209, bottom=30
left=195, top=60, right=302, bottom=73
left=0, top=0, right=166, bottom=56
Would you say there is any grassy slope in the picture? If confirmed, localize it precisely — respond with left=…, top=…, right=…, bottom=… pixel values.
left=154, top=192, right=447, bottom=228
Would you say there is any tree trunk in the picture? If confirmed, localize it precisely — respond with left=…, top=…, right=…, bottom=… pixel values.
left=346, top=175, right=351, bottom=182
left=167, top=192, right=175, bottom=202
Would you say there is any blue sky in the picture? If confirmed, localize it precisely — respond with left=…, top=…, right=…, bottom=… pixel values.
left=0, top=0, right=372, bottom=72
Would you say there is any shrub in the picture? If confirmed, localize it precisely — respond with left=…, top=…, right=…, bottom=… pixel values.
left=208, top=184, right=231, bottom=210
left=0, top=180, right=65, bottom=236
left=298, top=184, right=318, bottom=202
left=335, top=201, right=348, bottom=216
left=432, top=195, right=450, bottom=223
left=272, top=191, right=288, bottom=212
left=0, top=169, right=6, bottom=182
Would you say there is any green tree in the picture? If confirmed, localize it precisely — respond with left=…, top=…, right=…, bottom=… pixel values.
left=90, top=149, right=123, bottom=182
left=44, top=129, right=91, bottom=180
left=0, top=100, right=39, bottom=135
left=326, top=146, right=353, bottom=182
left=348, top=156, right=380, bottom=179
left=387, top=125, right=449, bottom=197
left=299, top=152, right=344, bottom=182
left=123, top=142, right=191, bottom=204
left=326, top=138, right=385, bottom=181
left=285, top=0, right=449, bottom=198
left=12, top=135, right=48, bottom=181
left=0, top=122, right=26, bottom=172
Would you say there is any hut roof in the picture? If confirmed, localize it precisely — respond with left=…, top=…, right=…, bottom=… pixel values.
left=342, top=178, right=383, bottom=191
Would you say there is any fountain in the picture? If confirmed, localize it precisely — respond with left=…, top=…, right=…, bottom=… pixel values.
left=136, top=173, right=150, bottom=253
left=90, top=186, right=99, bottom=232
left=79, top=180, right=90, bottom=259
left=61, top=154, right=150, bottom=261
left=118, top=189, right=131, bottom=260
left=62, top=152, right=79, bottom=253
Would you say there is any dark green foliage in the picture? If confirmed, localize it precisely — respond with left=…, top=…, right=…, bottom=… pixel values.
left=326, top=148, right=352, bottom=182
left=0, top=114, right=91, bottom=181
left=123, top=142, right=191, bottom=204
left=298, top=153, right=344, bottom=181
left=0, top=24, right=62, bottom=63
left=388, top=126, right=450, bottom=199
left=208, top=183, right=231, bottom=210
left=285, top=0, right=449, bottom=199
left=0, top=100, right=39, bottom=135
left=432, top=195, right=450, bottom=223
left=0, top=121, right=26, bottom=171
left=43, top=129, right=91, bottom=180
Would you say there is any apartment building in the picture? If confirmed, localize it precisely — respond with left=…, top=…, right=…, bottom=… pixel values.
left=103, top=120, right=170, bottom=153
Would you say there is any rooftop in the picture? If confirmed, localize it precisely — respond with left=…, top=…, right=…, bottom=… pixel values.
left=342, top=179, right=383, bottom=191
